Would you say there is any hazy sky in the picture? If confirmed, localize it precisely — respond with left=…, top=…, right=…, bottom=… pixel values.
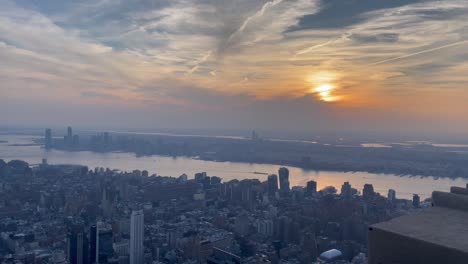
left=2, top=0, right=468, bottom=136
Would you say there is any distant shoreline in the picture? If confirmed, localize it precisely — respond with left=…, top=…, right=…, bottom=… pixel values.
left=9, top=133, right=468, bottom=180
left=38, top=145, right=464, bottom=180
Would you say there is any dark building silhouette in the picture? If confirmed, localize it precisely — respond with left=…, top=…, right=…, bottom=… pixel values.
left=267, top=174, right=278, bottom=197
left=278, top=167, right=290, bottom=194
left=67, top=126, right=73, bottom=139
left=67, top=225, right=89, bottom=264
left=64, top=126, right=74, bottom=149
left=89, top=225, right=97, bottom=264
left=306, top=180, right=317, bottom=195
left=363, top=184, right=375, bottom=200
left=412, top=194, right=420, bottom=208
left=45, top=128, right=52, bottom=149
left=341, top=181, right=352, bottom=199
left=195, top=172, right=207, bottom=183
left=97, top=224, right=113, bottom=263
left=388, top=189, right=396, bottom=203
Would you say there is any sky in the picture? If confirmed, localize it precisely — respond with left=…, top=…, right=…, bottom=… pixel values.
left=1, top=0, right=468, bottom=137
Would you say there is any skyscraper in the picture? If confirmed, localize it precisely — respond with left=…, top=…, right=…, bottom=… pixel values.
left=130, top=210, right=144, bottom=264
left=65, top=126, right=73, bottom=149
left=89, top=225, right=97, bottom=264
left=413, top=194, right=420, bottom=208
left=278, top=167, right=290, bottom=194
left=363, top=184, right=375, bottom=200
left=45, top=128, right=52, bottom=149
left=306, top=180, right=317, bottom=195
left=388, top=189, right=396, bottom=202
left=267, top=174, right=278, bottom=197
left=95, top=222, right=113, bottom=264
left=341, top=181, right=352, bottom=199
left=67, top=225, right=88, bottom=264
left=68, top=126, right=73, bottom=139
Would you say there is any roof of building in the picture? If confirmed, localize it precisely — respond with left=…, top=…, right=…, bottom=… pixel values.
left=319, top=249, right=343, bottom=260
left=370, top=184, right=468, bottom=253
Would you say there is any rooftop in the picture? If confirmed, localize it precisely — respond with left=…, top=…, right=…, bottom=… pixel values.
left=369, top=184, right=468, bottom=263
left=370, top=206, right=468, bottom=253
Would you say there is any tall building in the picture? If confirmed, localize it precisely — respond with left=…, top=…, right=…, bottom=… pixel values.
left=101, top=188, right=114, bottom=218
left=306, top=180, right=317, bottom=195
left=89, top=225, right=97, bottom=264
left=65, top=126, right=74, bottom=149
left=67, top=225, right=89, bottom=264
left=67, top=126, right=73, bottom=139
left=96, top=222, right=113, bottom=263
left=341, top=181, right=352, bottom=199
left=195, top=172, right=207, bottom=183
left=388, top=189, right=396, bottom=202
left=301, top=231, right=318, bottom=262
left=363, top=184, right=375, bottom=200
left=130, top=210, right=144, bottom=264
left=45, top=128, right=52, bottom=149
left=412, top=194, right=420, bottom=208
left=278, top=167, right=290, bottom=194
left=267, top=174, right=278, bottom=197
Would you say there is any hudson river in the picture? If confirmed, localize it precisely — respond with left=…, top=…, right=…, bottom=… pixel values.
left=1, top=134, right=466, bottom=199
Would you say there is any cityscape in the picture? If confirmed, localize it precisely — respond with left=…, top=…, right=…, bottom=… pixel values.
left=0, top=155, right=426, bottom=264
left=0, top=127, right=466, bottom=263
left=2, top=0, right=468, bottom=263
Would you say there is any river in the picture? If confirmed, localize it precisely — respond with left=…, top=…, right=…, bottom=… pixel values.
left=0, top=134, right=466, bottom=199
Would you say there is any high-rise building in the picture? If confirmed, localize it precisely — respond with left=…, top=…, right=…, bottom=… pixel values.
left=278, top=167, right=290, bottom=194
left=363, top=184, right=375, bottom=200
left=301, top=231, right=318, bottom=263
left=96, top=222, right=113, bottom=264
left=341, top=181, right=352, bottom=199
left=267, top=174, right=278, bottom=197
left=101, top=188, right=114, bottom=218
left=67, top=126, right=73, bottom=139
left=195, top=172, right=207, bottom=183
left=130, top=210, right=144, bottom=264
left=67, top=225, right=89, bottom=264
left=388, top=189, right=396, bottom=202
left=65, top=126, right=74, bottom=149
left=89, top=225, right=97, bottom=264
left=412, top=194, right=420, bottom=208
left=45, top=128, right=52, bottom=149
left=306, top=180, right=317, bottom=195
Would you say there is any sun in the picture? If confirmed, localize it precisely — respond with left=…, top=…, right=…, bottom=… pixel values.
left=313, top=84, right=340, bottom=102
left=306, top=72, right=342, bottom=102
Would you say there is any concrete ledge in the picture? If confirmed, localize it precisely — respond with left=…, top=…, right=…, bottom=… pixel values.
left=368, top=226, right=468, bottom=264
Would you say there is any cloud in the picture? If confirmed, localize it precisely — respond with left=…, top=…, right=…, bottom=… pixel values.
left=366, top=39, right=468, bottom=66
left=2, top=0, right=468, bottom=134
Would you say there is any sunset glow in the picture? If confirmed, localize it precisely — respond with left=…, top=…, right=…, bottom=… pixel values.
left=1, top=0, right=468, bottom=133
left=312, top=84, right=340, bottom=102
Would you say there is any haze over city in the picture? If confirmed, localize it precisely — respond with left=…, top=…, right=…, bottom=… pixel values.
left=2, top=0, right=468, bottom=137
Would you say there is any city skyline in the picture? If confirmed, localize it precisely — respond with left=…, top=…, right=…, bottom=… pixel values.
left=2, top=0, right=468, bottom=136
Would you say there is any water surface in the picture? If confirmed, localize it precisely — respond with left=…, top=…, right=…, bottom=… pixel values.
left=0, top=134, right=466, bottom=200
